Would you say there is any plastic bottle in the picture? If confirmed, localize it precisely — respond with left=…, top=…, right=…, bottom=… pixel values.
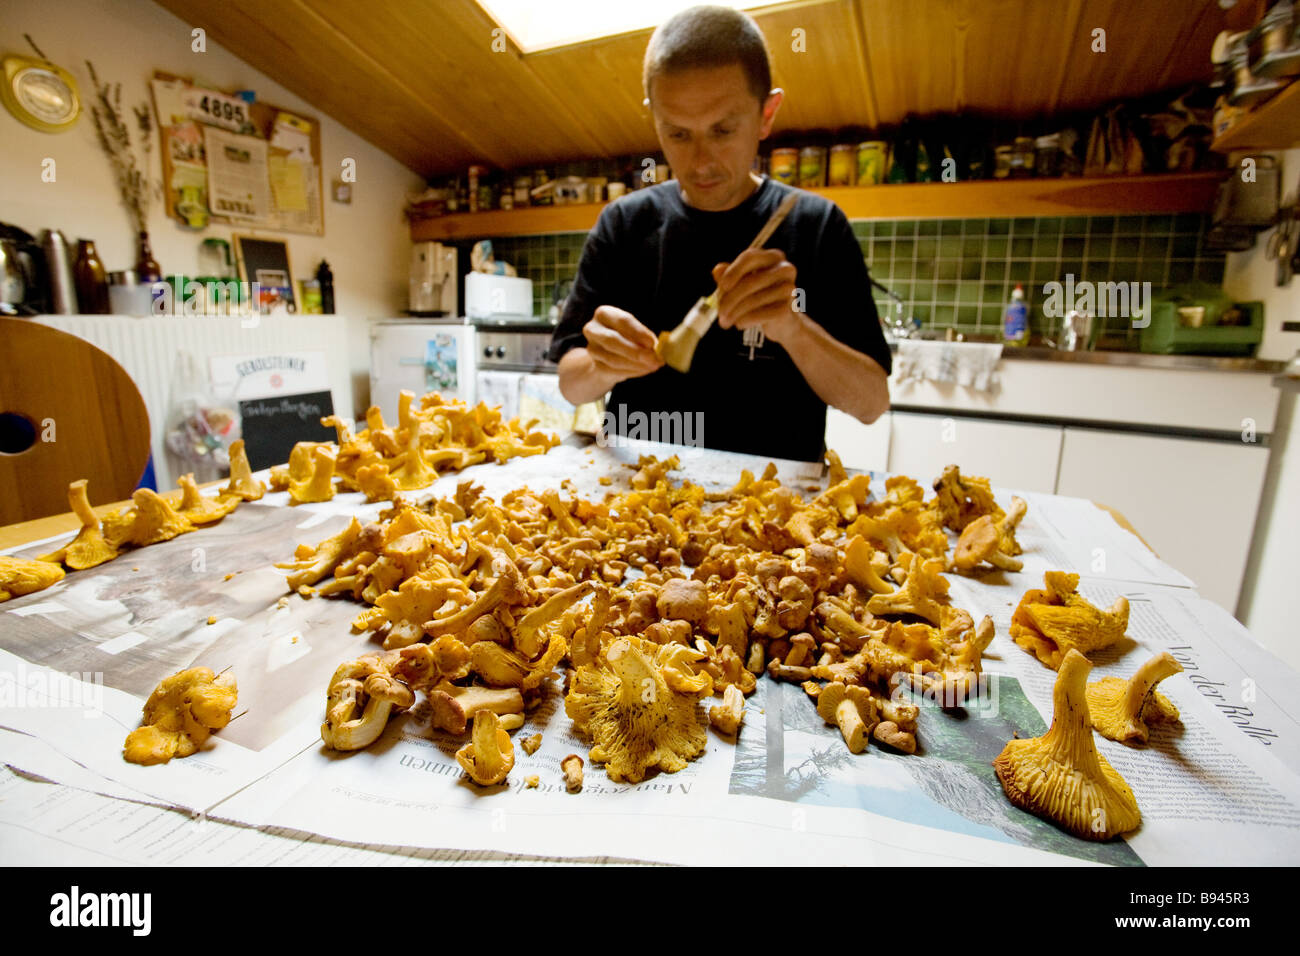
left=1003, top=284, right=1028, bottom=346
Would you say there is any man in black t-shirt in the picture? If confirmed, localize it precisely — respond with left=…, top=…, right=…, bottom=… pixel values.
left=550, top=5, right=891, bottom=463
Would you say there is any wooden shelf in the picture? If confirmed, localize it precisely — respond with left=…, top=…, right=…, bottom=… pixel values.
left=410, top=172, right=1226, bottom=241
left=1212, top=80, right=1300, bottom=152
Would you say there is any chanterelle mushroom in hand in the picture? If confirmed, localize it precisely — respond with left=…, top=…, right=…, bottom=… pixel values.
left=1086, top=652, right=1183, bottom=744
left=565, top=637, right=707, bottom=783
left=123, top=667, right=238, bottom=765
left=993, top=649, right=1141, bottom=841
left=455, top=709, right=515, bottom=786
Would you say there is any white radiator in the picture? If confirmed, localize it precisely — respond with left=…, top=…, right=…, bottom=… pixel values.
left=35, top=314, right=354, bottom=489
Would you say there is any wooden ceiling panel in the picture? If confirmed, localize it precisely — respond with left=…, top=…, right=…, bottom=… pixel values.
left=301, top=0, right=610, bottom=165
left=524, top=31, right=658, bottom=160
left=152, top=0, right=475, bottom=171
left=758, top=1, right=878, bottom=133
left=150, top=0, right=1236, bottom=179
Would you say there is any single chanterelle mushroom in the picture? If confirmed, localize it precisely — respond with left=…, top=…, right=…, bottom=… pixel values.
left=275, top=517, right=362, bottom=590
left=38, top=479, right=119, bottom=571
left=175, top=473, right=240, bottom=525
left=656, top=578, right=708, bottom=626
left=425, top=681, right=525, bottom=735
left=1010, top=571, right=1130, bottom=669
left=865, top=552, right=951, bottom=625
left=1086, top=652, right=1184, bottom=744
left=455, top=710, right=515, bottom=786
left=561, top=753, right=584, bottom=792
left=123, top=667, right=238, bottom=765
left=220, top=439, right=266, bottom=501
left=842, top=535, right=895, bottom=595
left=709, top=684, right=746, bottom=736
left=953, top=497, right=1028, bottom=573
left=103, top=488, right=196, bottom=548
left=565, top=637, right=707, bottom=783
left=320, top=653, right=414, bottom=751
left=931, top=464, right=1001, bottom=532
left=289, top=445, right=337, bottom=504
left=816, top=682, right=879, bottom=754
left=993, top=649, right=1141, bottom=841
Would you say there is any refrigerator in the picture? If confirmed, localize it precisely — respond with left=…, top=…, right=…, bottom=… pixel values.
left=369, top=319, right=477, bottom=423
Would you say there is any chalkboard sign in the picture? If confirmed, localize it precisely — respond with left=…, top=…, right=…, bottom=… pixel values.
left=238, top=389, right=334, bottom=470
left=233, top=235, right=296, bottom=314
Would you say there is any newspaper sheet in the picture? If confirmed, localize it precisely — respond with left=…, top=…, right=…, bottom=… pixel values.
left=2, top=443, right=1298, bottom=865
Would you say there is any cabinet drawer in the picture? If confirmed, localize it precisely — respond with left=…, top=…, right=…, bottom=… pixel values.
left=888, top=411, right=1062, bottom=493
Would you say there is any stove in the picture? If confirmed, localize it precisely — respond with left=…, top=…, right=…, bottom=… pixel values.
left=472, top=319, right=558, bottom=372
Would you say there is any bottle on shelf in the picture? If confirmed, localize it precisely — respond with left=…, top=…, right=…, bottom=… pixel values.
left=1003, top=283, right=1029, bottom=346
left=135, top=231, right=162, bottom=284
left=315, top=259, right=334, bottom=314
left=72, top=238, right=109, bottom=314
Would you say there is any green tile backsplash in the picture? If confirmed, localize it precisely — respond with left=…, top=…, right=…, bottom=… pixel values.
left=484, top=213, right=1224, bottom=344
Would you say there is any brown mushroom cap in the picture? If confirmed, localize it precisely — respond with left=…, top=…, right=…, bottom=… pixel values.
left=428, top=682, right=525, bottom=734
left=656, top=578, right=708, bottom=625
left=954, top=515, right=1000, bottom=570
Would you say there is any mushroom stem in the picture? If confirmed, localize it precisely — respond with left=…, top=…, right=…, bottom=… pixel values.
left=1124, top=651, right=1184, bottom=722
left=836, top=699, right=866, bottom=752
left=1042, top=651, right=1104, bottom=774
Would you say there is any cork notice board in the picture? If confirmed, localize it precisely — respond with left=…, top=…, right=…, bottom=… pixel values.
left=150, top=71, right=324, bottom=236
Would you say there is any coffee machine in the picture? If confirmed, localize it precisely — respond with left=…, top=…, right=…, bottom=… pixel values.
left=408, top=241, right=457, bottom=315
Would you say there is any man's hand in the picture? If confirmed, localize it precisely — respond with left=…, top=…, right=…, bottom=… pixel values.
left=582, top=305, right=663, bottom=380
left=713, top=248, right=802, bottom=344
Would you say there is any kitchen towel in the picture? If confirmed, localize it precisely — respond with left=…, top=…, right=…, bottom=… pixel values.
left=894, top=340, right=1003, bottom=391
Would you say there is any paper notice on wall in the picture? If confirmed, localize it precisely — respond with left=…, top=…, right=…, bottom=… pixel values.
left=268, top=156, right=310, bottom=213
left=204, top=126, right=271, bottom=223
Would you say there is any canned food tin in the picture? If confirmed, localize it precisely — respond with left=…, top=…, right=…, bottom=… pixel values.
left=994, top=145, right=1013, bottom=179
left=799, top=146, right=827, bottom=188
left=770, top=147, right=799, bottom=185
left=829, top=144, right=856, bottom=186
left=467, top=164, right=489, bottom=212
left=856, top=141, right=887, bottom=185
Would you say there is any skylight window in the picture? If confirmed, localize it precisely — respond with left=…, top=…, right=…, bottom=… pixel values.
left=477, top=0, right=792, bottom=53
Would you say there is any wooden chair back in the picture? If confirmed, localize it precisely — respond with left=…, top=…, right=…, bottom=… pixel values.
left=0, top=318, right=151, bottom=524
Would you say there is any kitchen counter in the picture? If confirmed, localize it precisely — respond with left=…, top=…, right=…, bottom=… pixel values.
left=887, top=338, right=1285, bottom=374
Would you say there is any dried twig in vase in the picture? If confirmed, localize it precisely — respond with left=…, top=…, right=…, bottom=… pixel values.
left=85, top=60, right=154, bottom=234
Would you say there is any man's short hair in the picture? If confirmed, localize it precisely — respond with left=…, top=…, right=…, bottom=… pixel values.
left=643, top=5, right=772, bottom=106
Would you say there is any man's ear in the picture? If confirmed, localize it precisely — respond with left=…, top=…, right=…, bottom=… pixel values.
left=758, top=88, right=784, bottom=139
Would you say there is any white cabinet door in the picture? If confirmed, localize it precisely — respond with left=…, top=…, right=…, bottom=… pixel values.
left=888, top=411, right=1063, bottom=493
left=1055, top=428, right=1270, bottom=614
left=825, top=409, right=891, bottom=472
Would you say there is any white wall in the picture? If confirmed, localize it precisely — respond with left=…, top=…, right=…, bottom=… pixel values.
left=1225, top=149, right=1300, bottom=670
left=0, top=0, right=426, bottom=412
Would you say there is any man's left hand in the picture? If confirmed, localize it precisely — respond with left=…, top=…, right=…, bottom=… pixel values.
left=712, top=248, right=803, bottom=344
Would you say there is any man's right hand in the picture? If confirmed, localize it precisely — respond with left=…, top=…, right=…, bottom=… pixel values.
left=582, top=305, right=663, bottom=380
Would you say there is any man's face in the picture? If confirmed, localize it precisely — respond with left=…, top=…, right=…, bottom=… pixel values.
left=649, top=64, right=781, bottom=211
